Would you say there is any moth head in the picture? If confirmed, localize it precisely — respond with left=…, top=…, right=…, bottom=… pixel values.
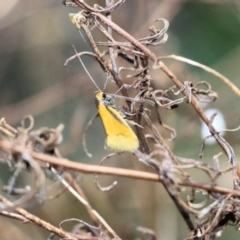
left=95, top=91, right=115, bottom=107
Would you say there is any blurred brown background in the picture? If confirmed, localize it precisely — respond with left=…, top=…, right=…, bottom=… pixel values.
left=0, top=0, right=240, bottom=239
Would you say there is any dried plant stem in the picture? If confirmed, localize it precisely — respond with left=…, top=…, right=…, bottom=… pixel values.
left=0, top=210, right=29, bottom=222
left=69, top=3, right=157, bottom=61
left=157, top=61, right=239, bottom=189
left=161, top=177, right=195, bottom=230
left=159, top=55, right=240, bottom=97
left=0, top=139, right=240, bottom=198
left=0, top=195, right=78, bottom=240
left=51, top=168, right=121, bottom=240
left=68, top=175, right=100, bottom=225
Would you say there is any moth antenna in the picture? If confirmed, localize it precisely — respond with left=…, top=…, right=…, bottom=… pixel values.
left=78, top=31, right=109, bottom=91
left=112, top=85, right=124, bottom=95
left=103, top=77, right=108, bottom=90
left=78, top=30, right=91, bottom=49
left=72, top=44, right=100, bottom=91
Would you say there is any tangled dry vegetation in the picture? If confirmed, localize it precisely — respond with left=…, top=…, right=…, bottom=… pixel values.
left=1, top=1, right=240, bottom=239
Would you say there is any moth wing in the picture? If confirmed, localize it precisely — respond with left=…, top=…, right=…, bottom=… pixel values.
left=98, top=102, right=139, bottom=152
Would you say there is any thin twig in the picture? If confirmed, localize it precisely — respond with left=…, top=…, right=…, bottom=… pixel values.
left=0, top=195, right=78, bottom=240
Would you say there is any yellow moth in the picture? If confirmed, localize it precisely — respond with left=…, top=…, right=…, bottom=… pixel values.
left=69, top=45, right=139, bottom=153
left=95, top=91, right=139, bottom=152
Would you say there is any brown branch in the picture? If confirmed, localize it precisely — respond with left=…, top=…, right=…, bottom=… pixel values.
left=0, top=195, right=78, bottom=240
left=0, top=210, right=30, bottom=223
left=92, top=12, right=157, bottom=61
left=0, top=139, right=240, bottom=198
